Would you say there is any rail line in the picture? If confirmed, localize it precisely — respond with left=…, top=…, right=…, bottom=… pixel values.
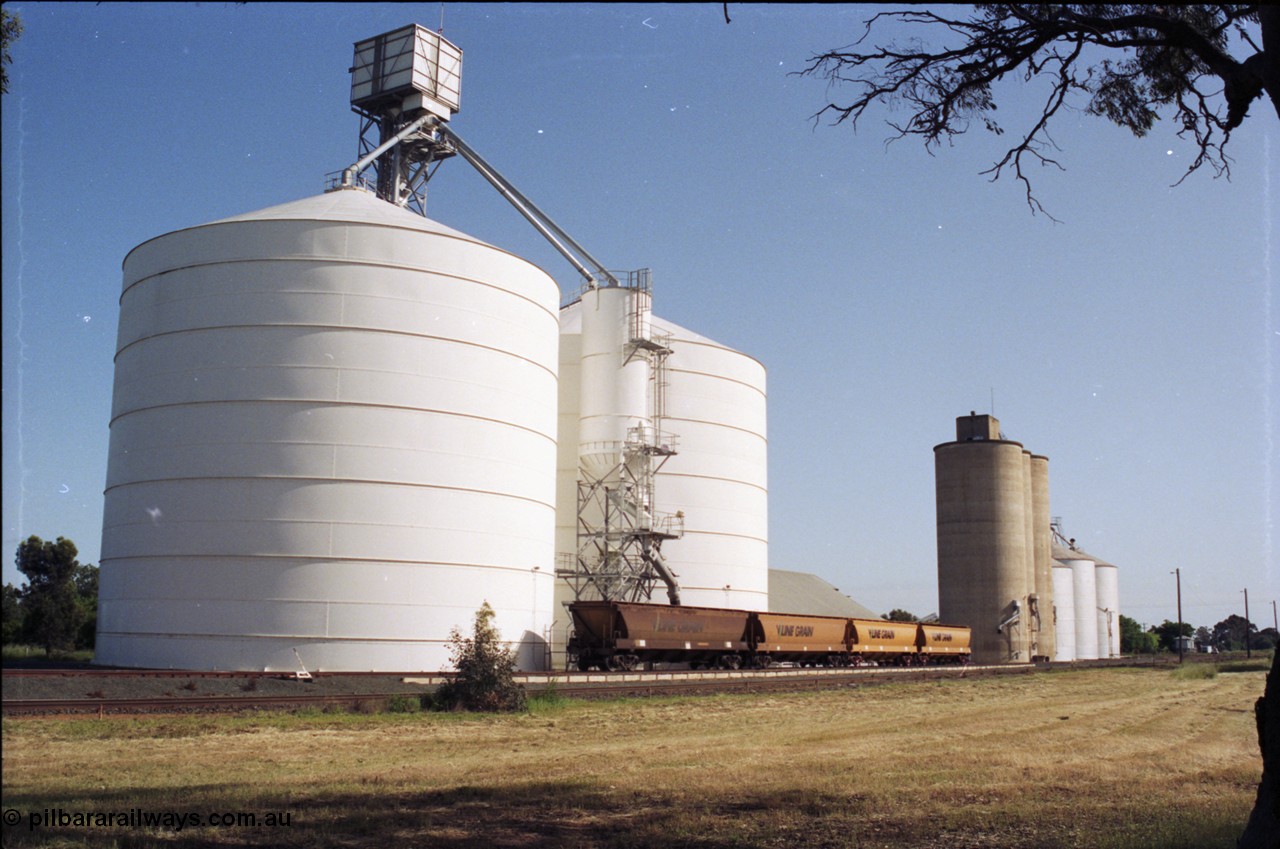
left=0, top=660, right=1123, bottom=717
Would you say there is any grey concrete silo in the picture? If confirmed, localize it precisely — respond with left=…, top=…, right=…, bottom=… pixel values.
left=935, top=413, right=1031, bottom=664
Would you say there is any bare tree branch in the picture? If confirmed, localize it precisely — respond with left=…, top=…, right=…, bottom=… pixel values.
left=797, top=4, right=1273, bottom=216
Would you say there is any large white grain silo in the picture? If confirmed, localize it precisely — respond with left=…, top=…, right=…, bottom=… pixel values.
left=1093, top=557, right=1120, bottom=658
left=1051, top=557, right=1077, bottom=661
left=97, top=189, right=560, bottom=672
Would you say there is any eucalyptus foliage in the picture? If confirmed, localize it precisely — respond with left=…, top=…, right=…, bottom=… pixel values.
left=435, top=602, right=528, bottom=713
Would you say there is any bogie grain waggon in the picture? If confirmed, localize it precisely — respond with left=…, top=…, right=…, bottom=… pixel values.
left=568, top=601, right=971, bottom=670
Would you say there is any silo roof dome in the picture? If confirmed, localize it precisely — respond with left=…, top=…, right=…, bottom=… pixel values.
left=208, top=188, right=483, bottom=242
left=1050, top=543, right=1113, bottom=566
left=1052, top=543, right=1095, bottom=562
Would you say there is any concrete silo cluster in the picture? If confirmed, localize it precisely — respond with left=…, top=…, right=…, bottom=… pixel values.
left=934, top=413, right=1120, bottom=664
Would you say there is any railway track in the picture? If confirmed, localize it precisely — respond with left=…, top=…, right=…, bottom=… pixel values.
left=0, top=655, right=1131, bottom=717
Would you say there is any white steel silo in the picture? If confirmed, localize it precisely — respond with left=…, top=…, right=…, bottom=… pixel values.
left=97, top=189, right=560, bottom=672
left=1057, top=546, right=1098, bottom=660
left=1094, top=557, right=1120, bottom=658
left=1051, top=556, right=1077, bottom=661
left=577, top=286, right=652, bottom=479
left=651, top=314, right=768, bottom=611
left=554, top=302, right=768, bottom=615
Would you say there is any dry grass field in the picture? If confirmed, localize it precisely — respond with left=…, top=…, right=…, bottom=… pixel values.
left=1, top=665, right=1266, bottom=848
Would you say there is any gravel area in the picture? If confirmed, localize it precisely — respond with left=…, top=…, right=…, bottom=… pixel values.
left=3, top=672, right=442, bottom=702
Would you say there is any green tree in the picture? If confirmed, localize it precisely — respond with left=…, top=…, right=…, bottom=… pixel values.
left=1212, top=614, right=1258, bottom=651
left=883, top=608, right=919, bottom=622
left=2, top=582, right=24, bottom=644
left=434, top=602, right=527, bottom=712
left=15, top=536, right=85, bottom=655
left=1151, top=619, right=1194, bottom=653
left=1120, top=615, right=1158, bottom=654
left=800, top=5, right=1279, bottom=217
left=1, top=6, right=21, bottom=95
left=72, top=563, right=99, bottom=650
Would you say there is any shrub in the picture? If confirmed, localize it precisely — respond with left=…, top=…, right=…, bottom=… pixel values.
left=1171, top=663, right=1217, bottom=680
left=434, top=602, right=527, bottom=713
left=386, top=694, right=420, bottom=714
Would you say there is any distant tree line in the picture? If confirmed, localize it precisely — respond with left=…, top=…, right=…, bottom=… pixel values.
left=1120, top=613, right=1278, bottom=655
left=3, top=536, right=98, bottom=654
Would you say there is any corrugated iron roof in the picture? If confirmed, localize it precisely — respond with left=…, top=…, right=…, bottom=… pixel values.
left=768, top=569, right=883, bottom=619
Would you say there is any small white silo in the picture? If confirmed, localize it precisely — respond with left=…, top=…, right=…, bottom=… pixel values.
left=98, top=189, right=560, bottom=672
left=1093, top=557, right=1120, bottom=658
left=1051, top=556, right=1077, bottom=661
left=577, top=286, right=651, bottom=479
left=1056, top=545, right=1098, bottom=660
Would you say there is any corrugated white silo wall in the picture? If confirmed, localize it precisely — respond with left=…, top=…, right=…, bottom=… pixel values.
left=97, top=190, right=559, bottom=672
left=554, top=304, right=769, bottom=614
left=651, top=315, right=768, bottom=611
left=1051, top=562, right=1076, bottom=661
left=1095, top=563, right=1120, bottom=658
left=578, top=287, right=650, bottom=478
left=1068, top=555, right=1099, bottom=660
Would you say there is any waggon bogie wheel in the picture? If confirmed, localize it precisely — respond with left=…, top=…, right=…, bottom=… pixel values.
left=719, top=654, right=742, bottom=670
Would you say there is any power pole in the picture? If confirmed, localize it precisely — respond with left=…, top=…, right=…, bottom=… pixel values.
left=1173, top=568, right=1184, bottom=663
left=1244, top=588, right=1251, bottom=659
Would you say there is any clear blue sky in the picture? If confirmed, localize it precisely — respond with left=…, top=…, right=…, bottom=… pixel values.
left=3, top=3, right=1275, bottom=633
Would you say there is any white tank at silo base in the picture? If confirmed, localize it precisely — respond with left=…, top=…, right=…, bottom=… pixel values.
left=97, top=189, right=560, bottom=672
left=1094, top=559, right=1120, bottom=658
left=577, top=286, right=651, bottom=480
left=1055, top=545, right=1098, bottom=661
left=1051, top=559, right=1077, bottom=661
left=555, top=302, right=768, bottom=615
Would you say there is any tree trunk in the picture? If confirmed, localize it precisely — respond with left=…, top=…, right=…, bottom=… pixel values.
left=1261, top=6, right=1280, bottom=121
left=1238, top=650, right=1280, bottom=849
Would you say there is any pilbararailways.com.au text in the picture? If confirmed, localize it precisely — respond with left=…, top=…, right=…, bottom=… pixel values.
left=4, top=807, right=293, bottom=832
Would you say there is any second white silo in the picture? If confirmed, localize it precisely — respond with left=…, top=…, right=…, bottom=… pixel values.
left=554, top=300, right=769, bottom=614
left=97, top=189, right=560, bottom=672
left=1051, top=557, right=1077, bottom=661
left=1056, top=545, right=1099, bottom=660
left=651, top=314, right=768, bottom=611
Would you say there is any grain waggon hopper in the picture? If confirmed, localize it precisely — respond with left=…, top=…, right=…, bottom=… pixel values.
left=568, top=600, right=752, bottom=671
